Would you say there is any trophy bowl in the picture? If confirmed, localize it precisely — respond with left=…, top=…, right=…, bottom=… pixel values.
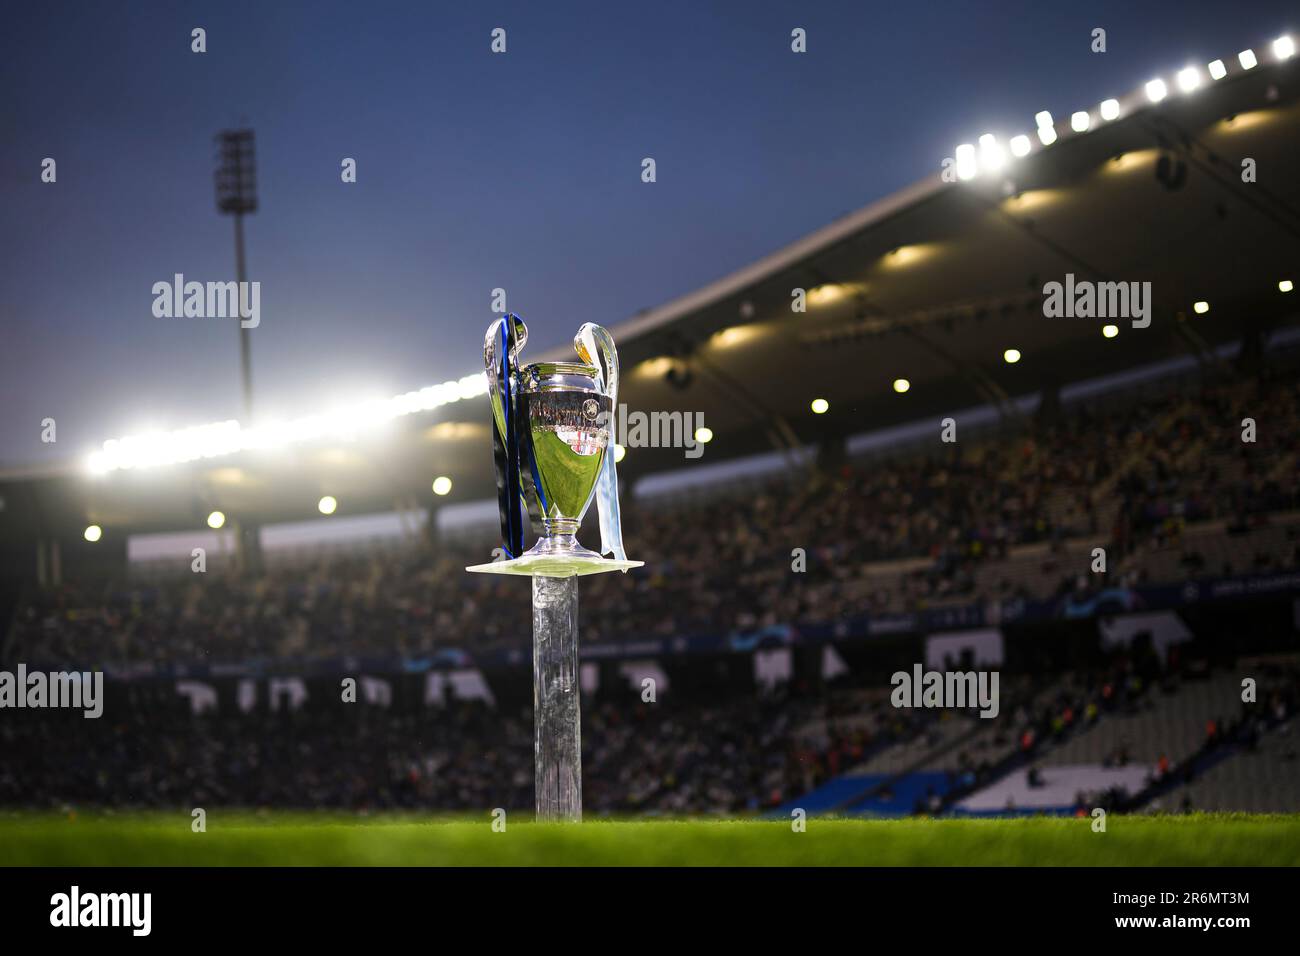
left=518, top=360, right=611, bottom=561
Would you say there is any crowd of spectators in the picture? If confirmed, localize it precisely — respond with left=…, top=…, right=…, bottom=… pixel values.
left=2, top=639, right=1294, bottom=815
left=941, top=655, right=1300, bottom=817
left=0, top=677, right=893, bottom=815
left=5, top=368, right=1299, bottom=671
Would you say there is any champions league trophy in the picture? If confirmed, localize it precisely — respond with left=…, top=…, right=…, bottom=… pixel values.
left=466, top=314, right=641, bottom=821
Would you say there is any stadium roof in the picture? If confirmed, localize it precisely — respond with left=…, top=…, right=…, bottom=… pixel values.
left=4, top=35, right=1299, bottom=539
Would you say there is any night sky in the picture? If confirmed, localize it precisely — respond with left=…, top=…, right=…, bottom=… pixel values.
left=2, top=0, right=1294, bottom=467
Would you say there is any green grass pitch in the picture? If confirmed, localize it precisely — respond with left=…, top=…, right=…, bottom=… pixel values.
left=2, top=812, right=1298, bottom=865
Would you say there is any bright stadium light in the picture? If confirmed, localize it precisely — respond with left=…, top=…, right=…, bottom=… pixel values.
left=1003, top=348, right=1022, bottom=364
left=694, top=426, right=714, bottom=445
left=712, top=325, right=760, bottom=348
left=810, top=398, right=829, bottom=414
left=432, top=476, right=453, bottom=496
left=978, top=134, right=1006, bottom=172
left=893, top=378, right=910, bottom=393
left=1239, top=49, right=1258, bottom=70
left=1034, top=111, right=1053, bottom=130
left=1193, top=301, right=1210, bottom=315
left=1037, top=125, right=1057, bottom=146
left=1275, top=35, right=1296, bottom=60
left=84, top=524, right=102, bottom=543
left=1070, top=111, right=1090, bottom=132
left=613, top=443, right=626, bottom=463
left=1177, top=67, right=1201, bottom=93
left=1100, top=99, right=1120, bottom=121
left=85, top=372, right=491, bottom=474
left=1208, top=59, right=1227, bottom=80
left=318, top=495, right=338, bottom=515
left=1102, top=324, right=1119, bottom=339
left=1009, top=134, right=1031, bottom=158
left=1279, top=280, right=1294, bottom=293
left=1146, top=79, right=1168, bottom=103
left=954, top=143, right=977, bottom=180
left=207, top=511, right=226, bottom=529
left=807, top=283, right=846, bottom=305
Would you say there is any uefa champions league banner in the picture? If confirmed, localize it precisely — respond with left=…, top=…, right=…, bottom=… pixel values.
left=170, top=672, right=496, bottom=714
left=34, top=569, right=1300, bottom=685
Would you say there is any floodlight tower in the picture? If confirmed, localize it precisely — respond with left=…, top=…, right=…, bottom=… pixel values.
left=214, top=130, right=262, bottom=574
left=214, top=129, right=258, bottom=424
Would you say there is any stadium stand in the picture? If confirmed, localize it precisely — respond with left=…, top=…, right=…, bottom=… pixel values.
left=1160, top=715, right=1300, bottom=814
left=7, top=361, right=1300, bottom=670
left=3, top=355, right=1300, bottom=816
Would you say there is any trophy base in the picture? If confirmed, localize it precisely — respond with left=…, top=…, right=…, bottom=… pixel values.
left=466, top=547, right=642, bottom=578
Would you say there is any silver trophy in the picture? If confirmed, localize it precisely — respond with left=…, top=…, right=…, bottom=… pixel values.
left=468, top=314, right=641, bottom=821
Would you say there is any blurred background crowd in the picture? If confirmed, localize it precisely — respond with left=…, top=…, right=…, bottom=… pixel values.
left=7, top=368, right=1299, bottom=669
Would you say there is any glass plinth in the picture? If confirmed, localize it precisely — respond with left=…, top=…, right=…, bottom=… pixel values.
left=465, top=553, right=643, bottom=578
left=466, top=549, right=641, bottom=821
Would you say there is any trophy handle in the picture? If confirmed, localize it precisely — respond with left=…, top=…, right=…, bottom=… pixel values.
left=485, top=315, right=528, bottom=440
left=574, top=323, right=618, bottom=407
left=573, top=323, right=626, bottom=562
left=485, top=314, right=530, bottom=558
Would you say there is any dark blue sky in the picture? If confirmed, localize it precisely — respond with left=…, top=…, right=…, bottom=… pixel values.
left=1, top=0, right=1294, bottom=467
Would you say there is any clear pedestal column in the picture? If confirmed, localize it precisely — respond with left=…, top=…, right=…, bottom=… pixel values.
left=466, top=551, right=641, bottom=821
left=531, top=575, right=581, bottom=821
